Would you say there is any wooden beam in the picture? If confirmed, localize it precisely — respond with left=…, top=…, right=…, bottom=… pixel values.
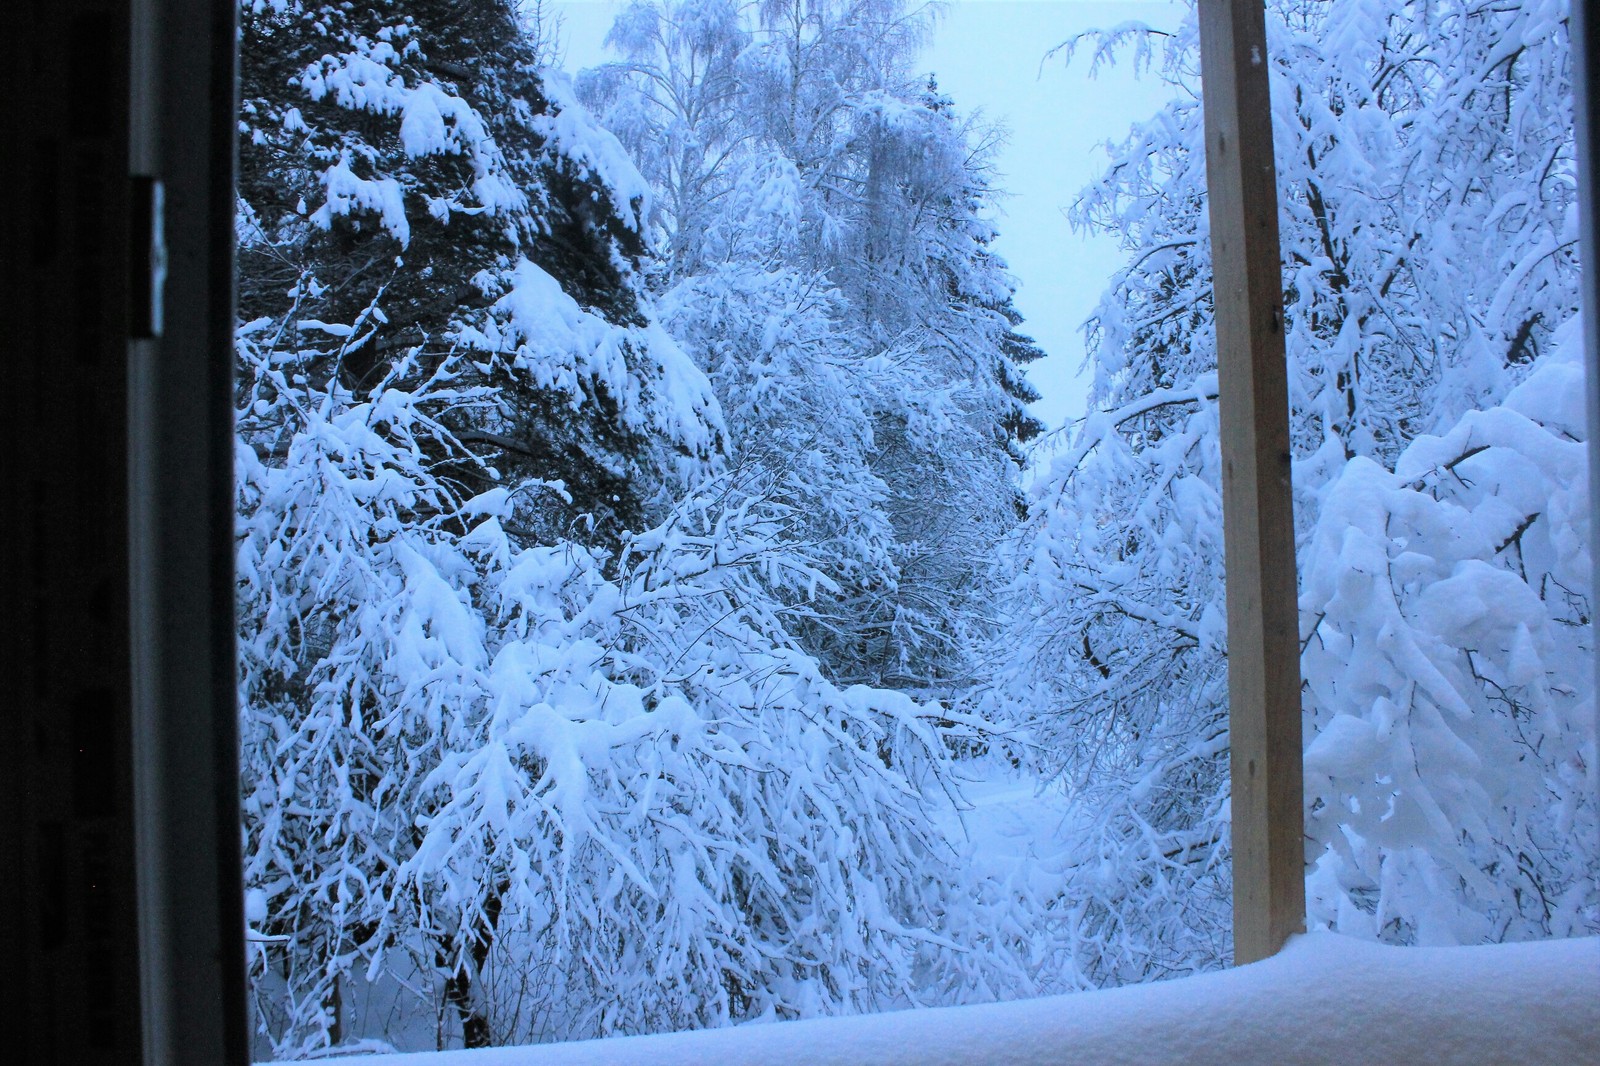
left=1196, top=0, right=1306, bottom=965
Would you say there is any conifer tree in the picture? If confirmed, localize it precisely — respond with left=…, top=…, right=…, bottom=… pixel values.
left=238, top=0, right=721, bottom=546
left=237, top=0, right=724, bottom=1048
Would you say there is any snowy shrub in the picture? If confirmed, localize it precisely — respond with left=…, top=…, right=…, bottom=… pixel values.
left=237, top=341, right=1027, bottom=1051
left=1302, top=324, right=1596, bottom=944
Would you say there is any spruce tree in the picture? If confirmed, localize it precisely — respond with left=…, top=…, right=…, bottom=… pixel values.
left=236, top=0, right=725, bottom=1048
left=238, top=0, right=720, bottom=547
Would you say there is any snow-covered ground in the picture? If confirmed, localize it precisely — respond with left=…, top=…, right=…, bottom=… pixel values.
left=939, top=762, right=1076, bottom=868
left=342, top=932, right=1599, bottom=1065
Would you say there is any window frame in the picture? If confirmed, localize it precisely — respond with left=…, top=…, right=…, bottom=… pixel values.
left=6, top=1, right=1595, bottom=1061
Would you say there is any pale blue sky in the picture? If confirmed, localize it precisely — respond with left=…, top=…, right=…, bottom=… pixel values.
left=550, top=0, right=1184, bottom=432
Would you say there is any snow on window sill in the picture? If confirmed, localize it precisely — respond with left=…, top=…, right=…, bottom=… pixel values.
left=329, top=933, right=1598, bottom=1066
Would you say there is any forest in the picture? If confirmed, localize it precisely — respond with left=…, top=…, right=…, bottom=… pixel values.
left=233, top=0, right=1596, bottom=1056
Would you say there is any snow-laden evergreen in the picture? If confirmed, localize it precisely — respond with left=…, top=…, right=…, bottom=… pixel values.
left=237, top=0, right=721, bottom=544
left=985, top=0, right=1595, bottom=986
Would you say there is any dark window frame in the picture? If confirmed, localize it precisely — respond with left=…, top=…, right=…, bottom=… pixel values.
left=6, top=1, right=1595, bottom=1061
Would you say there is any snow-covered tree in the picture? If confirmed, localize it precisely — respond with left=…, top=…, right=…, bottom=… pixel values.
left=582, top=1, right=1044, bottom=692
left=237, top=0, right=721, bottom=546
left=986, top=0, right=1594, bottom=986
left=578, top=0, right=752, bottom=279
left=1300, top=321, right=1595, bottom=946
left=236, top=1, right=1030, bottom=1054
left=237, top=338, right=1031, bottom=1051
left=235, top=0, right=720, bottom=1048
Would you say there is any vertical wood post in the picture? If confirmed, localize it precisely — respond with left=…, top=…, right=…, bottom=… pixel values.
left=1196, top=0, right=1306, bottom=965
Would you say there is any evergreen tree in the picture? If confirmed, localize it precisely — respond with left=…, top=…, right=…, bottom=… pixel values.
left=237, top=0, right=722, bottom=547
left=236, top=0, right=724, bottom=1048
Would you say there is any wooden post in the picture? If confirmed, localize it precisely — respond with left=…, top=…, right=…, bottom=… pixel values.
left=1196, top=0, right=1306, bottom=965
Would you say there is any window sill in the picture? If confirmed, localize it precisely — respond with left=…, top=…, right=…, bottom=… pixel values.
left=337, top=933, right=1598, bottom=1066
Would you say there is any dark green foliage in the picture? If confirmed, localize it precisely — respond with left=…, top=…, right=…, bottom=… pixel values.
left=237, top=0, right=715, bottom=547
